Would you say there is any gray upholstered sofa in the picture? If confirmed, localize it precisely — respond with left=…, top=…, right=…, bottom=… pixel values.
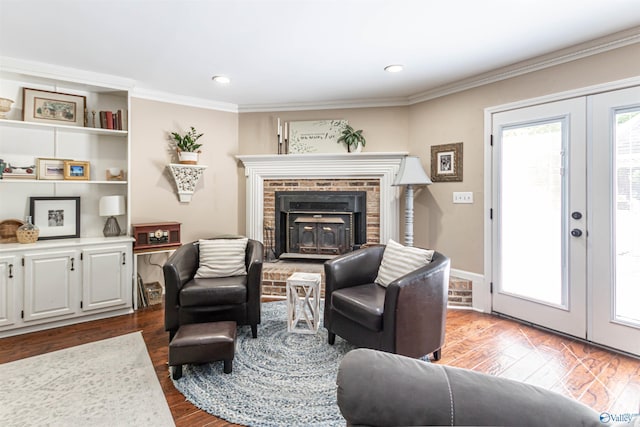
left=337, top=348, right=607, bottom=427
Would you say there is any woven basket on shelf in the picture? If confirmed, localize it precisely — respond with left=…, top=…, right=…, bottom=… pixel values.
left=0, top=219, right=24, bottom=243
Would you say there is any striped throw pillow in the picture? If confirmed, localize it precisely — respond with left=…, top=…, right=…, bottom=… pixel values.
left=374, top=239, right=434, bottom=287
left=195, top=237, right=248, bottom=278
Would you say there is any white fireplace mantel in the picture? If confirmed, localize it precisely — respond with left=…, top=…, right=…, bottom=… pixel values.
left=235, top=152, right=409, bottom=244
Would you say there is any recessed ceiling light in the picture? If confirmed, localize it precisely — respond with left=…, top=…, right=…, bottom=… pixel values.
left=384, top=64, right=404, bottom=73
left=212, top=75, right=231, bottom=84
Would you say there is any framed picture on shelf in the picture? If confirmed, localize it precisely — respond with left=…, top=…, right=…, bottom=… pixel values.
left=63, top=160, right=90, bottom=180
left=22, top=88, right=86, bottom=127
left=29, top=196, right=81, bottom=240
left=430, top=142, right=463, bottom=182
left=288, top=119, right=348, bottom=154
left=36, top=157, right=71, bottom=180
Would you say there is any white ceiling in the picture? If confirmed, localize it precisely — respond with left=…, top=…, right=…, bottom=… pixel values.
left=1, top=0, right=640, bottom=112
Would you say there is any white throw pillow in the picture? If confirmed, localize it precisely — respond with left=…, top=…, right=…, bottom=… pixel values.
left=374, top=239, right=434, bottom=287
left=195, top=237, right=248, bottom=278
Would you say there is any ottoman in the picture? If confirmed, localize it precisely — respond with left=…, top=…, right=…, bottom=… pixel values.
left=169, top=320, right=236, bottom=380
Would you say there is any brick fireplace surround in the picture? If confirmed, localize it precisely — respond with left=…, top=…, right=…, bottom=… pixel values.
left=236, top=153, right=472, bottom=307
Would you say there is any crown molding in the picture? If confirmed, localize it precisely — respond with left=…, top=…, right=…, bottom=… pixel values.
left=131, top=87, right=238, bottom=113
left=0, top=57, right=135, bottom=91
left=237, top=96, right=410, bottom=113
left=407, top=26, right=640, bottom=105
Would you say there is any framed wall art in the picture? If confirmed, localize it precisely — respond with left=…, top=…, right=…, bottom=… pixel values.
left=288, top=119, right=348, bottom=154
left=430, top=142, right=463, bottom=182
left=63, top=160, right=90, bottom=180
left=29, top=196, right=81, bottom=240
left=22, top=88, right=86, bottom=127
left=36, top=157, right=71, bottom=180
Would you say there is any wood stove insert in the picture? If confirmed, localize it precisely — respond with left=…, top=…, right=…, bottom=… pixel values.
left=275, top=191, right=366, bottom=259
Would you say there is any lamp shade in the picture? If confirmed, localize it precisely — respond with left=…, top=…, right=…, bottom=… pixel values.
left=393, top=156, right=432, bottom=186
left=99, top=195, right=125, bottom=217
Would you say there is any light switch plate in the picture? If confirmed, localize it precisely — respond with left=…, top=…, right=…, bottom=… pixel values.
left=453, top=192, right=473, bottom=204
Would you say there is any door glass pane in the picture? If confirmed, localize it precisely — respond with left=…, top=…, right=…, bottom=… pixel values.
left=614, top=109, right=640, bottom=325
left=500, top=121, right=565, bottom=306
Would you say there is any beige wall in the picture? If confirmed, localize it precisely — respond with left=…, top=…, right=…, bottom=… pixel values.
left=130, top=98, right=240, bottom=243
left=409, top=43, right=640, bottom=273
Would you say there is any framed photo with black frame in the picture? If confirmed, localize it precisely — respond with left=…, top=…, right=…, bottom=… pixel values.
left=430, top=142, right=463, bottom=182
left=29, top=196, right=81, bottom=240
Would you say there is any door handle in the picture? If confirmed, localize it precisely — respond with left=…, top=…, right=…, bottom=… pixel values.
left=571, top=229, right=583, bottom=237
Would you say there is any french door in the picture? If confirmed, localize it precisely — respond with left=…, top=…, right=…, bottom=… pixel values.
left=491, top=86, right=640, bottom=355
left=492, top=98, right=587, bottom=338
left=590, top=86, right=640, bottom=355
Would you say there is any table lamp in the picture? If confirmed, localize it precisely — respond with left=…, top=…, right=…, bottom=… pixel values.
left=99, top=195, right=125, bottom=237
left=392, top=156, right=432, bottom=246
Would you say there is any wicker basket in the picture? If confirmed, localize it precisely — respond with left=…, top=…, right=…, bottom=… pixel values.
left=16, top=228, right=39, bottom=244
left=0, top=219, right=24, bottom=243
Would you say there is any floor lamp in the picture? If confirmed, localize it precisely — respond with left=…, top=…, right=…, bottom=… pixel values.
left=393, top=156, right=432, bottom=247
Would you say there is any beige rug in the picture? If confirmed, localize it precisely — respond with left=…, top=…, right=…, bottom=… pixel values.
left=0, top=332, right=174, bottom=427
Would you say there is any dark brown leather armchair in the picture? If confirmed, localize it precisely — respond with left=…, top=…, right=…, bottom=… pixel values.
left=324, top=245, right=450, bottom=360
left=163, top=238, right=263, bottom=341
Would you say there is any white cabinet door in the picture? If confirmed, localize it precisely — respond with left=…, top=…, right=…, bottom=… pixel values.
left=24, top=249, right=78, bottom=322
left=82, top=244, right=131, bottom=311
left=0, top=255, right=18, bottom=327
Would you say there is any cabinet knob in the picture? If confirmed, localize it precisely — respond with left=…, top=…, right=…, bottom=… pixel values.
left=8, top=264, right=13, bottom=278
left=70, top=258, right=75, bottom=271
left=571, top=229, right=583, bottom=237
left=122, top=253, right=126, bottom=265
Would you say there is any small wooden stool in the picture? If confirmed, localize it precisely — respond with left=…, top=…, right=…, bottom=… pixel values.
left=169, top=321, right=236, bottom=380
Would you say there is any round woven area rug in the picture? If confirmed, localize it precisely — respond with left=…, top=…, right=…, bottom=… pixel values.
left=171, top=301, right=355, bottom=427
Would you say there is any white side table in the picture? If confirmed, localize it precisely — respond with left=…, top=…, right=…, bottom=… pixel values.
left=286, top=272, right=321, bottom=334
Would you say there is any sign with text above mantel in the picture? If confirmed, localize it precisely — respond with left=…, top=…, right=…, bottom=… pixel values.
left=288, top=120, right=347, bottom=154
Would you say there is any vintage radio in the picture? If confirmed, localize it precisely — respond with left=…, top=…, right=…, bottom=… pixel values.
left=132, top=222, right=181, bottom=251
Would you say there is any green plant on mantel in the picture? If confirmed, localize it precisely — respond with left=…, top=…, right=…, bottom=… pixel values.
left=337, top=124, right=366, bottom=152
left=170, top=126, right=203, bottom=152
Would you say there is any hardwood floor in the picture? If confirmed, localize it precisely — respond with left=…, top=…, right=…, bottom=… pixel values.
left=1, top=304, right=638, bottom=426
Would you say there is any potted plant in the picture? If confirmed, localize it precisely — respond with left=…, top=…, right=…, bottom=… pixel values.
left=337, top=124, right=366, bottom=153
left=170, top=126, right=203, bottom=164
